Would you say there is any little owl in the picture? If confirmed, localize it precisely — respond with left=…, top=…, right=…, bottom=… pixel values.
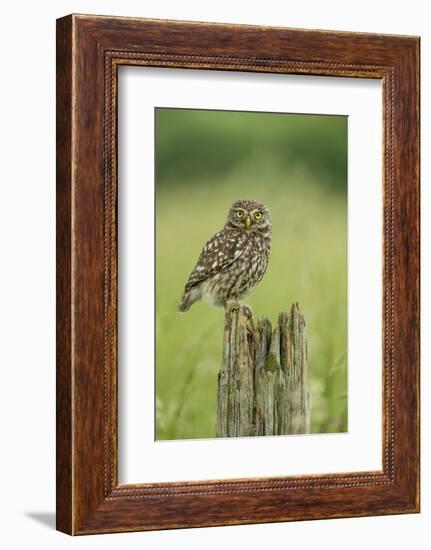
left=178, top=199, right=271, bottom=312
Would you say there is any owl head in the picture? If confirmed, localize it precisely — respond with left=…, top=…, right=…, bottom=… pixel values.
left=226, top=199, right=271, bottom=232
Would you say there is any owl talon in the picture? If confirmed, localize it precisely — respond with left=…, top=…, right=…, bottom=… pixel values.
left=242, top=304, right=253, bottom=319
left=225, top=299, right=240, bottom=313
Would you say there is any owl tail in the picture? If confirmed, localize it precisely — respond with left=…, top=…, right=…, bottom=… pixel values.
left=178, top=294, right=191, bottom=313
left=178, top=287, right=201, bottom=313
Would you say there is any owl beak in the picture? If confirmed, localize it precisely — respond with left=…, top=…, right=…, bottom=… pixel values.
left=246, top=216, right=251, bottom=229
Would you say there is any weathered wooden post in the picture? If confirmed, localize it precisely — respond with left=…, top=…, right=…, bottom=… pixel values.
left=216, top=302, right=311, bottom=437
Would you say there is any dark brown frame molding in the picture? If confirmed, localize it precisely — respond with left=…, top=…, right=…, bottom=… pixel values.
left=56, top=14, right=420, bottom=534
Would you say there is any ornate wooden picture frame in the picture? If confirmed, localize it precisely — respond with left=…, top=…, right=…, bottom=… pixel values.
left=56, top=14, right=420, bottom=535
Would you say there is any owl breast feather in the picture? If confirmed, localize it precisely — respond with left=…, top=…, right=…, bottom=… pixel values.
left=179, top=228, right=270, bottom=312
left=199, top=231, right=270, bottom=307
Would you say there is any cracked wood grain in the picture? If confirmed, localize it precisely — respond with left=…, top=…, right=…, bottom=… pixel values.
left=216, top=303, right=310, bottom=437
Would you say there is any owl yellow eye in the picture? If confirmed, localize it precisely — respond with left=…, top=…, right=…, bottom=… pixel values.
left=254, top=212, right=262, bottom=220
left=236, top=211, right=243, bottom=218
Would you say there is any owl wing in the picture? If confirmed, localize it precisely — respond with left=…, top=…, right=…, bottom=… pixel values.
left=184, top=230, right=246, bottom=292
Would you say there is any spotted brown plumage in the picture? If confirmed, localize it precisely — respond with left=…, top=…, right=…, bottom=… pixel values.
left=178, top=200, right=272, bottom=312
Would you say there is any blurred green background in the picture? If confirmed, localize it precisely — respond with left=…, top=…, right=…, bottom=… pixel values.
left=155, top=108, right=347, bottom=440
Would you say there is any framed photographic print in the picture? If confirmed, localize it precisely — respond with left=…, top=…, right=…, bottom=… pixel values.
left=56, top=14, right=420, bottom=534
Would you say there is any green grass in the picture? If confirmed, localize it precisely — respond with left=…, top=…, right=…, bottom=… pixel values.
left=155, top=171, right=347, bottom=440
